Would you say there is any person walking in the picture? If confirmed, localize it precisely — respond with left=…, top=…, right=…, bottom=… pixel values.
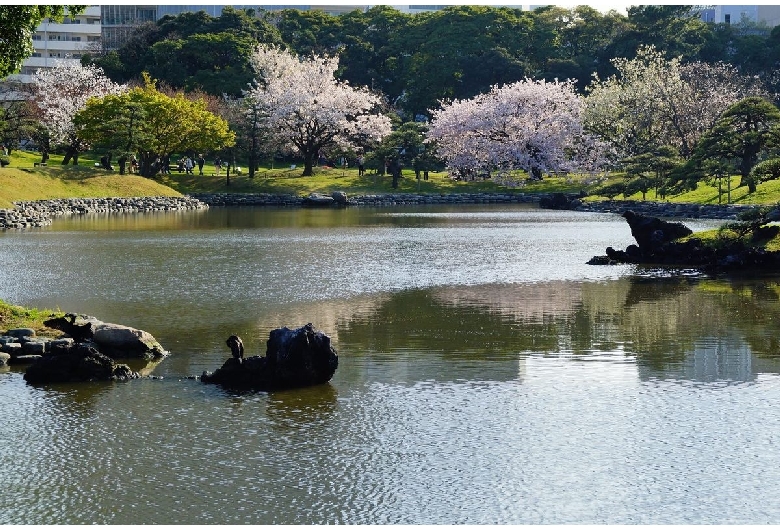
left=197, top=154, right=205, bottom=175
left=215, top=156, right=222, bottom=176
left=357, top=154, right=365, bottom=176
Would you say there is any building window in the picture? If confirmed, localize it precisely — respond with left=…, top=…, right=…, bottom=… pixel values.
left=31, top=53, right=42, bottom=58
left=725, top=14, right=731, bottom=24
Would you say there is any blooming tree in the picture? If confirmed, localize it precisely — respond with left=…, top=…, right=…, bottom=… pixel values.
left=427, top=78, right=609, bottom=180
left=247, top=45, right=392, bottom=176
left=585, top=45, right=767, bottom=159
left=32, top=61, right=125, bottom=165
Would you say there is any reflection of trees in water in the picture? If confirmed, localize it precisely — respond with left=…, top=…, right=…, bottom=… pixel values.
left=705, top=278, right=780, bottom=363
left=322, top=276, right=780, bottom=384
left=582, top=275, right=780, bottom=381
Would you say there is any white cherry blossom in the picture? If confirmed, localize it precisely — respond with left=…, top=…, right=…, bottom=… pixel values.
left=427, top=78, right=609, bottom=180
left=247, top=45, right=391, bottom=175
left=32, top=61, right=125, bottom=163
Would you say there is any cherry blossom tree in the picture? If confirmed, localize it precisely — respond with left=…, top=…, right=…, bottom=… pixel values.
left=32, top=61, right=125, bottom=165
left=247, top=45, right=392, bottom=176
left=427, top=78, right=609, bottom=180
left=585, top=45, right=767, bottom=160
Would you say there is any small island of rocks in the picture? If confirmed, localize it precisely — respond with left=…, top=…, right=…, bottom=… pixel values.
left=588, top=209, right=780, bottom=271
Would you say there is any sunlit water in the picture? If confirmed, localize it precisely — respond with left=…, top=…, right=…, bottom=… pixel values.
left=2, top=204, right=780, bottom=524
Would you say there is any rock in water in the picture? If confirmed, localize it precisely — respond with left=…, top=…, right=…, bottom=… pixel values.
left=43, top=313, right=167, bottom=360
left=24, top=343, right=139, bottom=384
left=202, top=323, right=338, bottom=390
left=622, top=210, right=692, bottom=255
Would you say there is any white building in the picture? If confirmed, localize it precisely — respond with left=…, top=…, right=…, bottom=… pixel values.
left=8, top=6, right=102, bottom=83
left=706, top=5, right=780, bottom=27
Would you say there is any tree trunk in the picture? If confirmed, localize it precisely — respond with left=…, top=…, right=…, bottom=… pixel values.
left=303, top=151, right=315, bottom=176
left=140, top=153, right=157, bottom=177
left=62, top=145, right=78, bottom=165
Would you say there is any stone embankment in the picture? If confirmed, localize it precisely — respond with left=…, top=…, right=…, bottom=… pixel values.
left=189, top=192, right=541, bottom=207
left=192, top=192, right=754, bottom=220
left=0, top=192, right=757, bottom=230
left=0, top=328, right=58, bottom=366
left=0, top=196, right=208, bottom=230
left=574, top=199, right=752, bottom=220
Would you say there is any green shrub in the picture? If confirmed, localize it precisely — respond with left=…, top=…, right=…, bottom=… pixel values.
left=594, top=181, right=626, bottom=200
left=750, top=158, right=780, bottom=182
left=0, top=155, right=9, bottom=167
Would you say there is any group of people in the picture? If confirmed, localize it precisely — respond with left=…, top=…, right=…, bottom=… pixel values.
left=174, top=154, right=207, bottom=175
left=111, top=152, right=226, bottom=176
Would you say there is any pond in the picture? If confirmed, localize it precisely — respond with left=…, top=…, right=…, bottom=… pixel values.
left=1, top=204, right=780, bottom=524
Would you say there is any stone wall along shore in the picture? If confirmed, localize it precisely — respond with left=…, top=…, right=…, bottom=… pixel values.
left=0, top=192, right=756, bottom=230
left=0, top=196, right=208, bottom=230
left=573, top=199, right=752, bottom=220
left=189, top=191, right=541, bottom=207
left=191, top=192, right=752, bottom=220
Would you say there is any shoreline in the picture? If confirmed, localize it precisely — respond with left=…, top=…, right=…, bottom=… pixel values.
left=0, top=192, right=757, bottom=230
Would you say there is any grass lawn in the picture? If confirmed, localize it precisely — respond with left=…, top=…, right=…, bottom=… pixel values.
left=0, top=151, right=181, bottom=209
left=157, top=165, right=592, bottom=196
left=587, top=173, right=780, bottom=206
left=8, top=148, right=780, bottom=209
left=1, top=150, right=595, bottom=206
left=0, top=298, right=64, bottom=337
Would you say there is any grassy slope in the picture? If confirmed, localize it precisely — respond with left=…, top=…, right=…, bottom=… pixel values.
left=0, top=299, right=64, bottom=337
left=1, top=150, right=590, bottom=207
left=0, top=151, right=182, bottom=209
left=588, top=174, right=780, bottom=206
left=157, top=167, right=584, bottom=196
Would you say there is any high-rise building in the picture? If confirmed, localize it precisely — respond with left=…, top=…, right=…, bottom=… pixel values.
left=100, top=5, right=157, bottom=51
left=714, top=5, right=780, bottom=27
left=7, top=6, right=102, bottom=83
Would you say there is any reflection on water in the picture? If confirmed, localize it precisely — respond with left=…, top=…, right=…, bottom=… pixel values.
left=2, top=206, right=780, bottom=523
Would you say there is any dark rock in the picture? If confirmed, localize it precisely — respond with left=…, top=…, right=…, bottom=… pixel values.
left=49, top=338, right=75, bottom=355
left=1, top=342, right=22, bottom=356
left=539, top=192, right=581, bottom=210
left=24, top=343, right=139, bottom=384
left=622, top=210, right=692, bottom=255
left=43, top=313, right=167, bottom=360
left=7, top=328, right=35, bottom=339
left=10, top=354, right=43, bottom=365
left=21, top=340, right=47, bottom=355
left=202, top=323, right=338, bottom=391
left=303, top=193, right=336, bottom=207
left=331, top=191, right=348, bottom=205
left=589, top=210, right=780, bottom=271
left=43, top=314, right=96, bottom=342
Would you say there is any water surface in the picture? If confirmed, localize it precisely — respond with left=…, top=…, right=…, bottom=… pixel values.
left=1, top=205, right=779, bottom=524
